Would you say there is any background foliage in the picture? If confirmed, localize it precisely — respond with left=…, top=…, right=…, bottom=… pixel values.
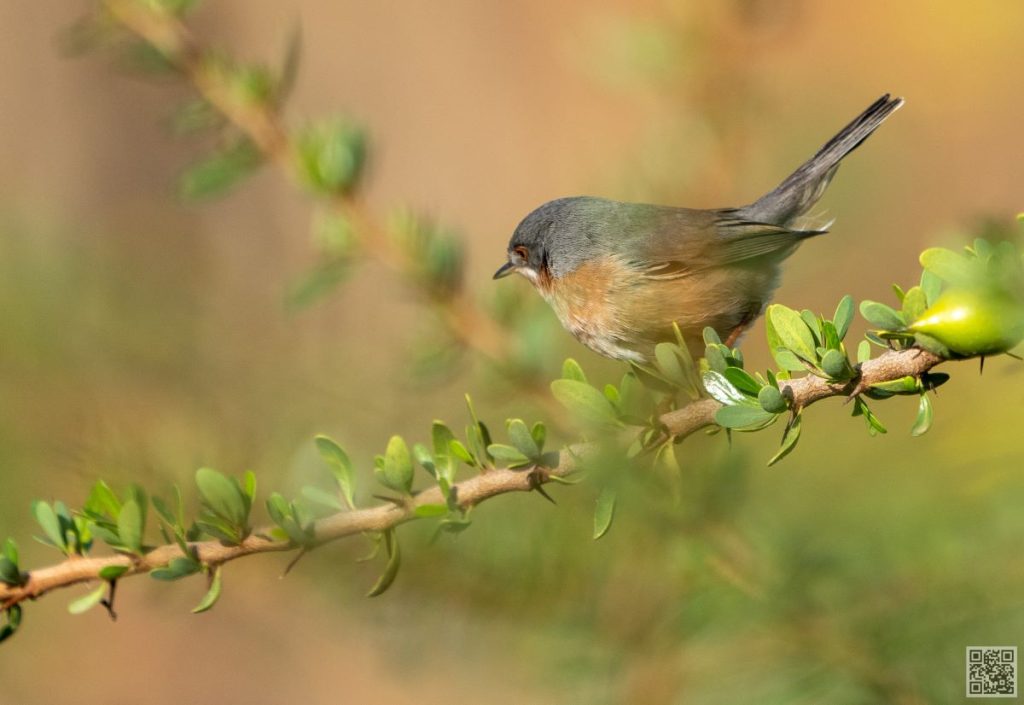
left=1, top=1, right=1023, bottom=703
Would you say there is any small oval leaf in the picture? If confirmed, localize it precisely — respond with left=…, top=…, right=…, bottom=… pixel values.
left=859, top=300, right=905, bottom=331
left=911, top=393, right=934, bottom=437
left=593, top=488, right=616, bottom=540
left=715, top=405, right=777, bottom=430
left=68, top=584, right=107, bottom=615
left=550, top=379, right=620, bottom=427
left=833, top=295, right=855, bottom=341
left=366, top=530, right=401, bottom=597
left=192, top=566, right=223, bottom=614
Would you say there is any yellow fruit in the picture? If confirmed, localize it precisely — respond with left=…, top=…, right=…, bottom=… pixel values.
left=909, top=287, right=1024, bottom=357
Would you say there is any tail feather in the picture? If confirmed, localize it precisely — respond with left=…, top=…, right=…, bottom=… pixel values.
left=741, top=94, right=904, bottom=226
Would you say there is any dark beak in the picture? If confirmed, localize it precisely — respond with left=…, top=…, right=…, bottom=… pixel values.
left=493, top=261, right=515, bottom=279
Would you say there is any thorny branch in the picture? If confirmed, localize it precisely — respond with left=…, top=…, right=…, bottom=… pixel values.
left=0, top=347, right=943, bottom=609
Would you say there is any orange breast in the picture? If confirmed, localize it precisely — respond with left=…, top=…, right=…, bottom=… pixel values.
left=538, top=256, right=643, bottom=361
left=537, top=255, right=780, bottom=361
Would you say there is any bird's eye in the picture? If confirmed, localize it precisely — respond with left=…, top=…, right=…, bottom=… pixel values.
left=513, top=245, right=529, bottom=261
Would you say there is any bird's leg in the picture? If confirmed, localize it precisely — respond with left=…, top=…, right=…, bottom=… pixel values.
left=724, top=301, right=763, bottom=349
left=724, top=325, right=746, bottom=349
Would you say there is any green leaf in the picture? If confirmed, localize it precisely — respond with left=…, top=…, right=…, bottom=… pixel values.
left=768, top=413, right=802, bottom=466
left=486, top=444, right=532, bottom=467
left=550, top=379, right=621, bottom=427
left=432, top=421, right=456, bottom=460
left=285, top=258, right=351, bottom=311
left=377, top=435, right=414, bottom=494
left=0, top=605, right=22, bottom=644
left=449, top=439, right=474, bottom=465
left=603, top=383, right=620, bottom=407
left=242, top=471, right=257, bottom=503
left=32, top=501, right=65, bottom=552
left=778, top=349, right=809, bottom=372
left=767, top=305, right=818, bottom=363
left=561, top=358, right=588, bottom=383
left=702, top=371, right=750, bottom=406
left=703, top=344, right=728, bottom=374
left=654, top=441, right=680, bottom=478
left=99, top=565, right=129, bottom=581
left=366, top=530, right=401, bottom=597
left=412, top=443, right=435, bottom=478
left=117, top=499, right=144, bottom=554
left=292, top=119, right=367, bottom=195
left=911, top=393, right=934, bottom=437
left=857, top=339, right=872, bottom=363
left=629, top=361, right=677, bottom=393
left=920, top=269, right=942, bottom=307
left=192, top=567, right=223, bottom=614
left=715, top=404, right=777, bottom=430
left=85, top=481, right=121, bottom=518
left=265, top=494, right=315, bottom=546
left=617, top=372, right=650, bottom=424
left=859, top=300, right=905, bottom=330
left=178, top=139, right=261, bottom=202
left=195, top=468, right=247, bottom=528
left=266, top=493, right=291, bottom=525
left=722, top=367, right=761, bottom=396
left=413, top=504, right=448, bottom=518
left=195, top=519, right=240, bottom=544
left=3, top=539, right=18, bottom=566
left=68, top=584, right=107, bottom=615
left=901, top=286, right=928, bottom=323
left=301, top=485, right=344, bottom=511
left=0, top=558, right=23, bottom=587
left=972, top=237, right=994, bottom=259
left=833, top=295, right=855, bottom=341
left=314, top=435, right=355, bottom=509
left=852, top=397, right=888, bottom=435
left=869, top=376, right=919, bottom=394
left=530, top=422, right=547, bottom=452
left=800, top=309, right=822, bottom=345
left=593, top=487, right=616, bottom=540
left=506, top=419, right=539, bottom=459
left=654, top=342, right=698, bottom=393
left=463, top=395, right=494, bottom=468
left=920, top=247, right=976, bottom=286
left=151, top=556, right=202, bottom=581
left=0, top=542, right=24, bottom=586
left=151, top=495, right=177, bottom=528
left=702, top=326, right=722, bottom=345
left=757, top=385, right=787, bottom=414
left=820, top=320, right=840, bottom=351
left=820, top=349, right=852, bottom=380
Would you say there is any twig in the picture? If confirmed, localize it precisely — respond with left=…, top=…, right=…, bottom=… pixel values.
left=0, top=347, right=944, bottom=609
left=102, top=0, right=514, bottom=366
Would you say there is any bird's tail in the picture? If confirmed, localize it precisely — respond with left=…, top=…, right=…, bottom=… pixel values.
left=740, top=94, right=904, bottom=226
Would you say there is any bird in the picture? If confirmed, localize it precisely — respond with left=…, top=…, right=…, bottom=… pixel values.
left=493, top=94, right=904, bottom=363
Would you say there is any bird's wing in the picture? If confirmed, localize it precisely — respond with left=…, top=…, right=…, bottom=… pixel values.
left=713, top=217, right=827, bottom=264
left=617, top=208, right=826, bottom=279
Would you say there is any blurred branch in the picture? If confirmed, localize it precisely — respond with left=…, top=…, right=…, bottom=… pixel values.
left=0, top=346, right=943, bottom=611
left=0, top=458, right=577, bottom=609
left=103, top=0, right=514, bottom=365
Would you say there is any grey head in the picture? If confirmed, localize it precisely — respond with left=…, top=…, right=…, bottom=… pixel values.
left=493, top=196, right=615, bottom=282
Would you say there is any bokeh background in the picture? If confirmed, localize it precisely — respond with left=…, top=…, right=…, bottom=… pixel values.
left=1, top=1, right=1023, bottom=703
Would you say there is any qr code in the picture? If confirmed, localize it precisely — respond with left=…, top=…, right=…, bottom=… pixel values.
left=967, top=646, right=1017, bottom=698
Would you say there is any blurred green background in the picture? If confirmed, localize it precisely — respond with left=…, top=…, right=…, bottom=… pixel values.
left=1, top=1, right=1023, bottom=703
